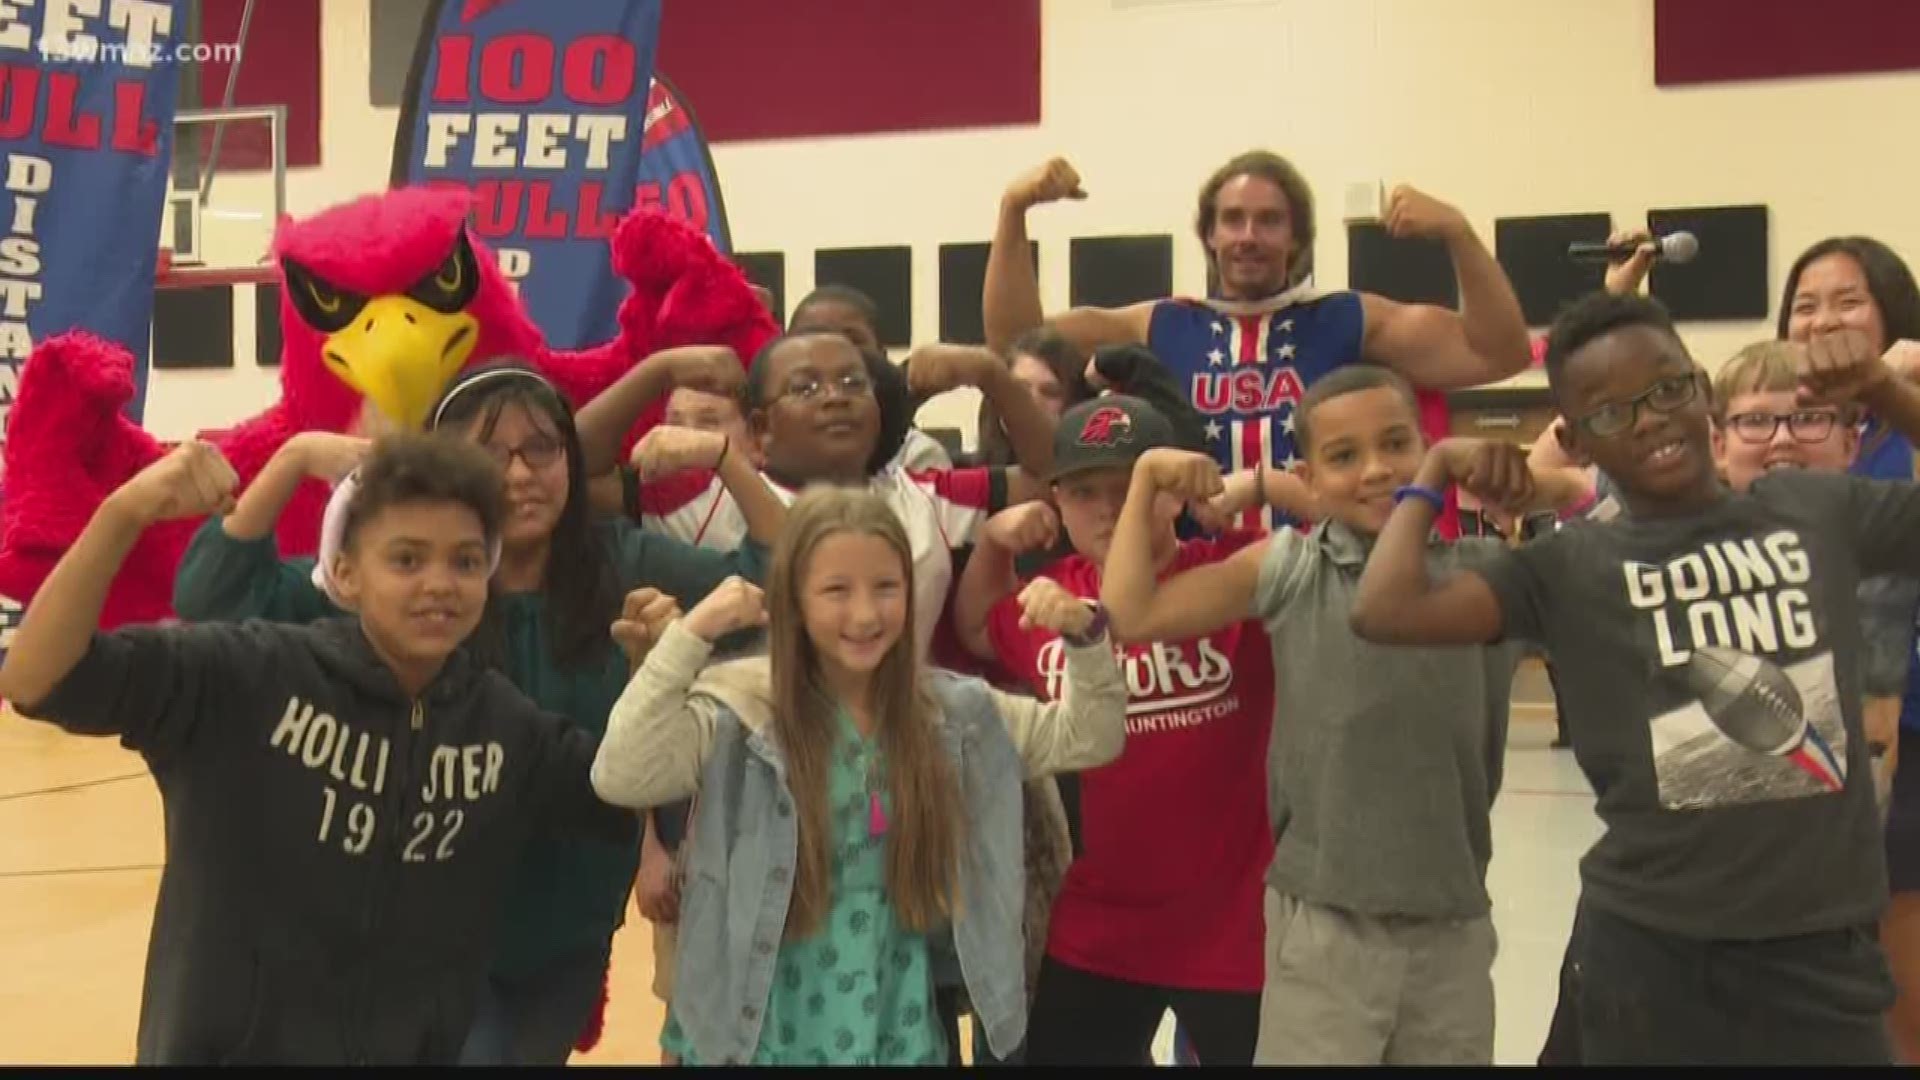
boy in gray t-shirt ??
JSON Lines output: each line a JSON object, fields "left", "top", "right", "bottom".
{"left": 1102, "top": 364, "right": 1543, "bottom": 1066}
{"left": 1352, "top": 292, "right": 1920, "bottom": 1065}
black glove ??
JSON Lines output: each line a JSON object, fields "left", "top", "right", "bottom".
{"left": 1091, "top": 344, "right": 1208, "bottom": 455}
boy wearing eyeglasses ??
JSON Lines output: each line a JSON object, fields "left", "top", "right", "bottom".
{"left": 587, "top": 333, "right": 1055, "bottom": 661}
{"left": 1712, "top": 340, "right": 1918, "bottom": 806}
{"left": 1351, "top": 292, "right": 1920, "bottom": 1064}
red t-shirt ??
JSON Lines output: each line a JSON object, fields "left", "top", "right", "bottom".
{"left": 987, "top": 536, "right": 1274, "bottom": 992}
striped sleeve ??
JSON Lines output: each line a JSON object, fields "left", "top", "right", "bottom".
{"left": 637, "top": 471, "right": 736, "bottom": 547}
{"left": 904, "top": 466, "right": 1002, "bottom": 550}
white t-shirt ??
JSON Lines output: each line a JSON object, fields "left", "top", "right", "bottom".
{"left": 893, "top": 428, "right": 954, "bottom": 472}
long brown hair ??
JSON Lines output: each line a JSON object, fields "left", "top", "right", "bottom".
{"left": 766, "top": 487, "right": 965, "bottom": 938}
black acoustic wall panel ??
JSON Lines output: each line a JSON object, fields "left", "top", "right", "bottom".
{"left": 734, "top": 251, "right": 787, "bottom": 326}
{"left": 1069, "top": 235, "right": 1171, "bottom": 310}
{"left": 1346, "top": 222, "right": 1458, "bottom": 308}
{"left": 1496, "top": 212, "right": 1612, "bottom": 326}
{"left": 813, "top": 246, "right": 912, "bottom": 347}
{"left": 939, "top": 240, "right": 1036, "bottom": 345}
{"left": 153, "top": 284, "right": 234, "bottom": 370}
{"left": 1647, "top": 204, "right": 1770, "bottom": 321}
{"left": 255, "top": 282, "right": 283, "bottom": 366}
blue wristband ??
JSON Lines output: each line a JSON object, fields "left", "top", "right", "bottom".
{"left": 1393, "top": 484, "right": 1447, "bottom": 513}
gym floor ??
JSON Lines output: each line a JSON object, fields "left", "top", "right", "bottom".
{"left": 0, "top": 695, "right": 1593, "bottom": 1066}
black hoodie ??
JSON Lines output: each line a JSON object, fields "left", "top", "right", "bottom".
{"left": 15, "top": 615, "right": 638, "bottom": 1065}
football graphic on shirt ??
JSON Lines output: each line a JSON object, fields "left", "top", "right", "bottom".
{"left": 1679, "top": 645, "right": 1843, "bottom": 791}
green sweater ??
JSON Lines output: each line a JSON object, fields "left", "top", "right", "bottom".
{"left": 172, "top": 515, "right": 768, "bottom": 979}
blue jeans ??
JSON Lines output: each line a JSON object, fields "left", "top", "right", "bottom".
{"left": 459, "top": 945, "right": 612, "bottom": 1065}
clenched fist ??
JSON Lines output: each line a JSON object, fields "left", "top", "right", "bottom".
{"left": 1383, "top": 185, "right": 1470, "bottom": 245}
{"left": 1431, "top": 438, "right": 1534, "bottom": 512}
{"left": 1005, "top": 157, "right": 1086, "bottom": 213}
{"left": 645, "top": 345, "right": 745, "bottom": 397}
{"left": 113, "top": 439, "right": 239, "bottom": 525}
{"left": 630, "top": 425, "right": 730, "bottom": 482}
{"left": 1799, "top": 329, "right": 1892, "bottom": 407}
{"left": 982, "top": 501, "right": 1061, "bottom": 555}
{"left": 904, "top": 344, "right": 999, "bottom": 399}
{"left": 611, "top": 587, "right": 682, "bottom": 670}
{"left": 683, "top": 576, "right": 769, "bottom": 643}
{"left": 1017, "top": 579, "right": 1098, "bottom": 637}
{"left": 1136, "top": 448, "right": 1226, "bottom": 504}
{"left": 1188, "top": 479, "right": 1256, "bottom": 534}
{"left": 288, "top": 431, "right": 372, "bottom": 483}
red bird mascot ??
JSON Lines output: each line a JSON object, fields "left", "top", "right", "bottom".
{"left": 0, "top": 185, "right": 777, "bottom": 630}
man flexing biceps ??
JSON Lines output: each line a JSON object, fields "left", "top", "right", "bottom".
{"left": 983, "top": 154, "right": 1532, "bottom": 531}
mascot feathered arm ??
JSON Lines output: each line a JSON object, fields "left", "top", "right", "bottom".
{"left": 0, "top": 198, "right": 774, "bottom": 641}
{"left": 0, "top": 329, "right": 322, "bottom": 629}
{"left": 532, "top": 208, "right": 777, "bottom": 457}
{"left": 0, "top": 331, "right": 188, "bottom": 627}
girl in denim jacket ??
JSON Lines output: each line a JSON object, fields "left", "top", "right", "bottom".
{"left": 591, "top": 487, "right": 1126, "bottom": 1065}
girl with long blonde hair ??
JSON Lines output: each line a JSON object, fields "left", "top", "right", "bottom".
{"left": 591, "top": 486, "right": 1125, "bottom": 1066}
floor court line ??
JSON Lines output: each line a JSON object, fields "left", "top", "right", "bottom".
{"left": 0, "top": 772, "right": 148, "bottom": 803}
{"left": 0, "top": 862, "right": 164, "bottom": 879}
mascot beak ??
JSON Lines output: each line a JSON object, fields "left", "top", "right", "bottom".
{"left": 323, "top": 296, "right": 478, "bottom": 430}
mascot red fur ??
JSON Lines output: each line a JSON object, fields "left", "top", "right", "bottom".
{"left": 0, "top": 185, "right": 776, "bottom": 1057}
{"left": 0, "top": 185, "right": 777, "bottom": 631}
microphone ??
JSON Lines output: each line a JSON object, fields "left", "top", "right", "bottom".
{"left": 1567, "top": 231, "right": 1699, "bottom": 266}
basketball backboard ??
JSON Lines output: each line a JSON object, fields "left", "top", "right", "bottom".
{"left": 158, "top": 105, "right": 284, "bottom": 289}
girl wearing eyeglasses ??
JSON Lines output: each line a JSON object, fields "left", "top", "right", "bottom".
{"left": 168, "top": 359, "right": 789, "bottom": 1066}
{"left": 1780, "top": 236, "right": 1920, "bottom": 1064}
{"left": 579, "top": 331, "right": 1059, "bottom": 665}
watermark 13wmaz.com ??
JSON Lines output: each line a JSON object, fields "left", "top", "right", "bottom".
{"left": 37, "top": 37, "right": 239, "bottom": 66}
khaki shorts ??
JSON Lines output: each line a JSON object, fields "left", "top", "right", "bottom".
{"left": 1255, "top": 889, "right": 1496, "bottom": 1066}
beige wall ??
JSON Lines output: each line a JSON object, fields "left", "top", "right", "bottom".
{"left": 141, "top": 0, "right": 1920, "bottom": 441}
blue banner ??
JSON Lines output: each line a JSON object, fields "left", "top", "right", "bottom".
{"left": 0, "top": 0, "right": 186, "bottom": 434}
{"left": 394, "top": 0, "right": 733, "bottom": 351}
{"left": 0, "top": 0, "right": 187, "bottom": 654}
{"left": 636, "top": 74, "right": 732, "bottom": 255}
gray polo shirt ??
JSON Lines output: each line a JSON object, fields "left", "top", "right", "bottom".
{"left": 1254, "top": 522, "right": 1525, "bottom": 920}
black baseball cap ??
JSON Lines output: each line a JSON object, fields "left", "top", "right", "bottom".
{"left": 1051, "top": 394, "right": 1177, "bottom": 482}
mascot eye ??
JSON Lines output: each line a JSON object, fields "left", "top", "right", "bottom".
{"left": 433, "top": 254, "right": 462, "bottom": 294}
{"left": 281, "top": 258, "right": 367, "bottom": 333}
{"left": 305, "top": 279, "right": 343, "bottom": 314}
{"left": 407, "top": 233, "right": 480, "bottom": 314}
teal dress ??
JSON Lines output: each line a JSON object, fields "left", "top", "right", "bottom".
{"left": 662, "top": 711, "right": 947, "bottom": 1066}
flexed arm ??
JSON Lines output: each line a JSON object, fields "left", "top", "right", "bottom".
{"left": 983, "top": 158, "right": 1153, "bottom": 355}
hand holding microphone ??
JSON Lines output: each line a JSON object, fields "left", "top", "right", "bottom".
{"left": 1568, "top": 227, "right": 1697, "bottom": 297}
{"left": 1567, "top": 229, "right": 1698, "bottom": 265}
